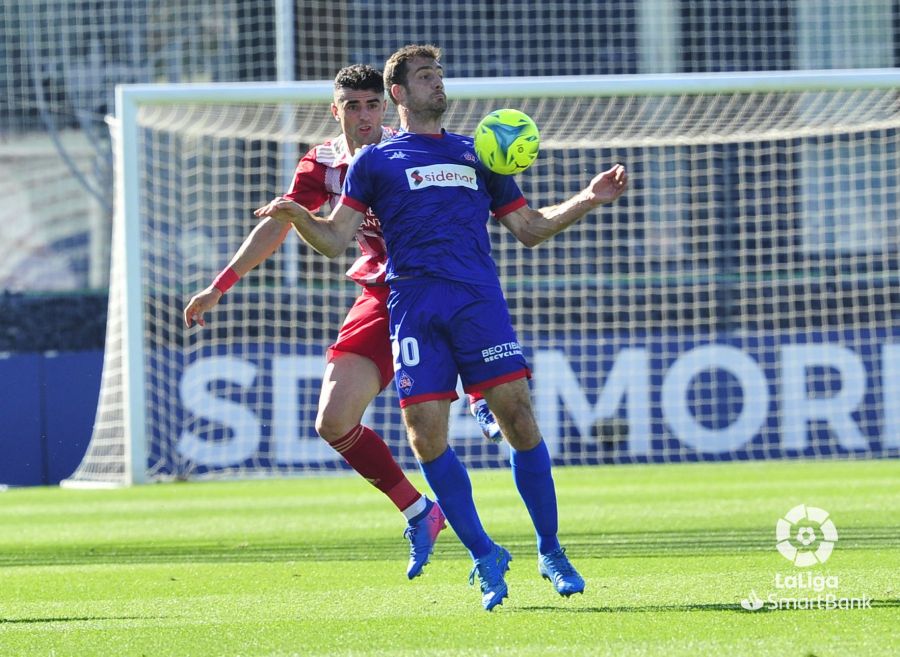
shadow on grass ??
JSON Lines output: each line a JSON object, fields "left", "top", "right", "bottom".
{"left": 1, "top": 526, "right": 897, "bottom": 567}
{"left": 0, "top": 615, "right": 152, "bottom": 624}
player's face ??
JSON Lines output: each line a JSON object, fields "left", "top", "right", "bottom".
{"left": 398, "top": 58, "right": 446, "bottom": 118}
{"left": 332, "top": 88, "right": 387, "bottom": 150}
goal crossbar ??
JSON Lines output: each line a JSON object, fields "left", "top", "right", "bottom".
{"left": 118, "top": 69, "right": 900, "bottom": 106}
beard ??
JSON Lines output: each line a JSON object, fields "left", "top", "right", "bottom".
{"left": 408, "top": 94, "right": 446, "bottom": 121}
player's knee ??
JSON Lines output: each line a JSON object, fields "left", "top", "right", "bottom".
{"left": 507, "top": 433, "right": 541, "bottom": 451}
{"left": 496, "top": 410, "right": 541, "bottom": 450}
{"left": 315, "top": 409, "right": 355, "bottom": 444}
{"left": 410, "top": 440, "right": 445, "bottom": 463}
{"left": 406, "top": 431, "right": 447, "bottom": 463}
{"left": 504, "top": 430, "right": 541, "bottom": 451}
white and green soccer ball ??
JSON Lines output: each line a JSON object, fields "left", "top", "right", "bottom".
{"left": 474, "top": 108, "right": 540, "bottom": 175}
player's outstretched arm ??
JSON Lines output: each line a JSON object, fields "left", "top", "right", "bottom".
{"left": 254, "top": 197, "right": 363, "bottom": 259}
{"left": 183, "top": 217, "right": 292, "bottom": 328}
{"left": 498, "top": 163, "right": 627, "bottom": 248}
{"left": 228, "top": 217, "right": 293, "bottom": 275}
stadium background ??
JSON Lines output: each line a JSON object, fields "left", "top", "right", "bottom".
{"left": 2, "top": 1, "right": 899, "bottom": 485}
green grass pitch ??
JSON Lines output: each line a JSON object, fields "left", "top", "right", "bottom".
{"left": 0, "top": 459, "right": 897, "bottom": 656}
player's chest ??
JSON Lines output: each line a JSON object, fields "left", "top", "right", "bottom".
{"left": 380, "top": 150, "right": 484, "bottom": 194}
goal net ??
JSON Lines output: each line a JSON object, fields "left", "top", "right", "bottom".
{"left": 65, "top": 70, "right": 900, "bottom": 485}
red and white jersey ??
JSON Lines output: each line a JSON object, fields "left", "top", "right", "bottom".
{"left": 283, "top": 126, "right": 394, "bottom": 286}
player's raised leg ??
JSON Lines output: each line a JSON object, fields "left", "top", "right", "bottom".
{"left": 482, "top": 378, "right": 586, "bottom": 596}
{"left": 403, "top": 399, "right": 510, "bottom": 610}
{"left": 317, "top": 352, "right": 444, "bottom": 579}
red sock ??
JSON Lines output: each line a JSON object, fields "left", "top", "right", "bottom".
{"left": 330, "top": 425, "right": 421, "bottom": 512}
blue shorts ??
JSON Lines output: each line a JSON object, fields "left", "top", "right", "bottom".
{"left": 387, "top": 278, "right": 531, "bottom": 407}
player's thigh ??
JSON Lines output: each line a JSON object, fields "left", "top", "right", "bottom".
{"left": 327, "top": 286, "right": 394, "bottom": 390}
{"left": 481, "top": 378, "right": 542, "bottom": 451}
{"left": 388, "top": 282, "right": 459, "bottom": 404}
{"left": 401, "top": 398, "right": 452, "bottom": 462}
{"left": 451, "top": 284, "right": 529, "bottom": 393}
{"left": 316, "top": 356, "right": 382, "bottom": 441}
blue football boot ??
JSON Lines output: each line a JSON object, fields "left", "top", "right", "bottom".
{"left": 468, "top": 543, "right": 512, "bottom": 611}
{"left": 538, "top": 547, "right": 585, "bottom": 596}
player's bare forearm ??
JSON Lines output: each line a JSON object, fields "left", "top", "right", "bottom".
{"left": 501, "top": 164, "right": 627, "bottom": 247}
{"left": 228, "top": 217, "right": 292, "bottom": 276}
{"left": 183, "top": 218, "right": 289, "bottom": 329}
{"left": 253, "top": 197, "right": 360, "bottom": 258}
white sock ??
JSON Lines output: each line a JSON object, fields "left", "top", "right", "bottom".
{"left": 402, "top": 495, "right": 428, "bottom": 522}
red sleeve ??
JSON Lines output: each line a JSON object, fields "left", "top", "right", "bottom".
{"left": 282, "top": 149, "right": 329, "bottom": 212}
{"left": 340, "top": 194, "right": 368, "bottom": 213}
{"left": 492, "top": 196, "right": 527, "bottom": 219}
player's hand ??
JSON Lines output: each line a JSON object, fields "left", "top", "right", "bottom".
{"left": 253, "top": 197, "right": 306, "bottom": 225}
{"left": 183, "top": 287, "right": 223, "bottom": 328}
{"left": 587, "top": 164, "right": 627, "bottom": 205}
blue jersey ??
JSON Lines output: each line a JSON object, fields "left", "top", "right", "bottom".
{"left": 340, "top": 130, "right": 526, "bottom": 286}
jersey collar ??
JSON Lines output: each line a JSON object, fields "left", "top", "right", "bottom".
{"left": 397, "top": 127, "right": 447, "bottom": 138}
{"left": 332, "top": 126, "right": 395, "bottom": 166}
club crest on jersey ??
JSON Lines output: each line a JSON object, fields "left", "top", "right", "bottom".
{"left": 398, "top": 371, "right": 415, "bottom": 394}
{"left": 406, "top": 164, "right": 478, "bottom": 191}
{"left": 463, "top": 151, "right": 478, "bottom": 163}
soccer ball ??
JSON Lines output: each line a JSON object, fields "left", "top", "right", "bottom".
{"left": 474, "top": 109, "right": 540, "bottom": 175}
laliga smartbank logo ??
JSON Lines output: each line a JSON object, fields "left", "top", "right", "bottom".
{"left": 775, "top": 504, "right": 837, "bottom": 567}
{"left": 740, "top": 505, "right": 871, "bottom": 612}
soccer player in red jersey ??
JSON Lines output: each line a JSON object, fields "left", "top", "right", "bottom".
{"left": 256, "top": 46, "right": 627, "bottom": 611}
{"left": 184, "top": 64, "right": 499, "bottom": 579}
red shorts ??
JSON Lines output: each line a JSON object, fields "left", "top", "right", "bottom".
{"left": 326, "top": 285, "right": 394, "bottom": 390}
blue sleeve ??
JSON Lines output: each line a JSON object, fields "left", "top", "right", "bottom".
{"left": 484, "top": 169, "right": 526, "bottom": 214}
{"left": 342, "top": 146, "right": 374, "bottom": 207}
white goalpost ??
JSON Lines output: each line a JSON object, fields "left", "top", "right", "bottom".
{"left": 65, "top": 69, "right": 900, "bottom": 486}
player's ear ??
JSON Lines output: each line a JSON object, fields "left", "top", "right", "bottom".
{"left": 390, "top": 83, "right": 404, "bottom": 104}
{"left": 330, "top": 103, "right": 339, "bottom": 121}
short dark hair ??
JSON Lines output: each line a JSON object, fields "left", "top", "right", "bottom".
{"left": 383, "top": 44, "right": 442, "bottom": 104}
{"left": 333, "top": 64, "right": 384, "bottom": 94}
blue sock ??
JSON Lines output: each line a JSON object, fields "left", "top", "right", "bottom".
{"left": 510, "top": 440, "right": 561, "bottom": 555}
{"left": 419, "top": 447, "right": 493, "bottom": 559}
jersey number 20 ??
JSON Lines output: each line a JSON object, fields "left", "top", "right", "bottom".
{"left": 393, "top": 336, "right": 420, "bottom": 369}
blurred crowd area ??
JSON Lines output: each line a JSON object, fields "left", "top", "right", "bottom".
{"left": 1, "top": 0, "right": 898, "bottom": 350}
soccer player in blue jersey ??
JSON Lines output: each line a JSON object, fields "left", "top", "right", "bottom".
{"left": 255, "top": 44, "right": 628, "bottom": 611}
